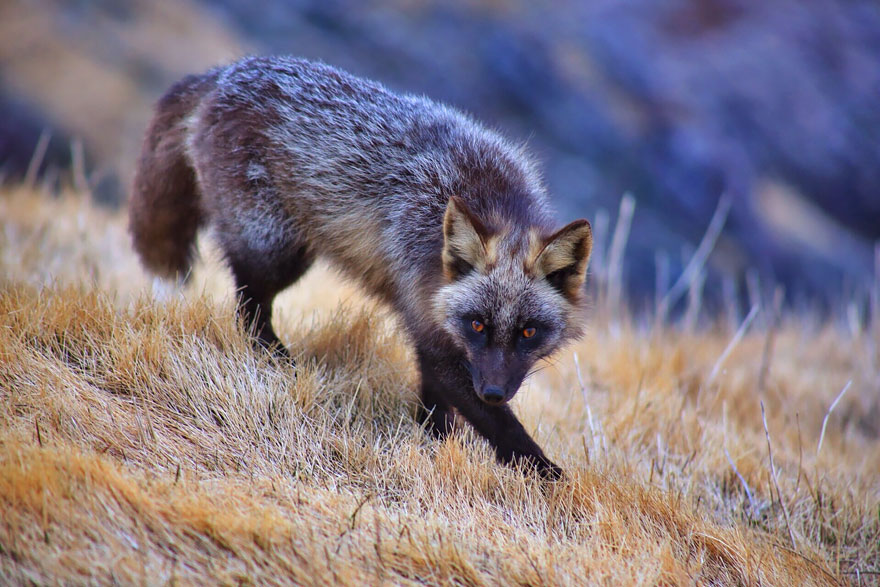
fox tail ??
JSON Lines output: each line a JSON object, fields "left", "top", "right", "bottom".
{"left": 128, "top": 71, "right": 218, "bottom": 281}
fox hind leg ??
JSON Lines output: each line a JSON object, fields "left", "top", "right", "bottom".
{"left": 218, "top": 208, "right": 314, "bottom": 357}
{"left": 228, "top": 242, "right": 313, "bottom": 357}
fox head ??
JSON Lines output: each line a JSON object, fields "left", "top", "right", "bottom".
{"left": 435, "top": 196, "right": 592, "bottom": 405}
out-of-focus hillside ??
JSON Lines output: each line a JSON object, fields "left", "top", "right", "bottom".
{"left": 0, "top": 0, "right": 244, "bottom": 203}
{"left": 1, "top": 0, "right": 879, "bottom": 309}
{"left": 1, "top": 185, "right": 879, "bottom": 584}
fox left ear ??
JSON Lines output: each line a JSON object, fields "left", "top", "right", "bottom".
{"left": 442, "top": 196, "right": 493, "bottom": 281}
{"left": 534, "top": 219, "right": 592, "bottom": 300}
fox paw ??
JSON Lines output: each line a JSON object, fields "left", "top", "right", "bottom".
{"left": 513, "top": 453, "right": 564, "bottom": 481}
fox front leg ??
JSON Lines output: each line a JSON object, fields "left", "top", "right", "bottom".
{"left": 416, "top": 349, "right": 457, "bottom": 438}
{"left": 419, "top": 349, "right": 562, "bottom": 480}
{"left": 457, "top": 398, "right": 563, "bottom": 480}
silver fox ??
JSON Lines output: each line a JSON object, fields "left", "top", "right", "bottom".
{"left": 129, "top": 56, "right": 592, "bottom": 478}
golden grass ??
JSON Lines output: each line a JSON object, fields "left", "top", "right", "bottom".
{"left": 1, "top": 185, "right": 877, "bottom": 585}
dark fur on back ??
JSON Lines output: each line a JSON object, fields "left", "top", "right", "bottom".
{"left": 129, "top": 56, "right": 591, "bottom": 479}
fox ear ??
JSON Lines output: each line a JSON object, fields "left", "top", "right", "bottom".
{"left": 442, "top": 196, "right": 491, "bottom": 281}
{"left": 534, "top": 219, "right": 592, "bottom": 300}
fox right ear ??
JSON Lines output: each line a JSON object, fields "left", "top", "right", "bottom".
{"left": 442, "top": 197, "right": 492, "bottom": 281}
{"left": 534, "top": 219, "right": 593, "bottom": 300}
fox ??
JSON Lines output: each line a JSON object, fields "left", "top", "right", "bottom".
{"left": 129, "top": 56, "right": 592, "bottom": 479}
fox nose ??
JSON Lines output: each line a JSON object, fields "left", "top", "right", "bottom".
{"left": 481, "top": 386, "right": 506, "bottom": 405}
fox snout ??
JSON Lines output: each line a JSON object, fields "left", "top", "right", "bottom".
{"left": 468, "top": 350, "right": 527, "bottom": 406}
{"left": 481, "top": 386, "right": 506, "bottom": 405}
{"left": 473, "top": 377, "right": 522, "bottom": 406}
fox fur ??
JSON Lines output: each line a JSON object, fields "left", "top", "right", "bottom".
{"left": 129, "top": 56, "right": 592, "bottom": 479}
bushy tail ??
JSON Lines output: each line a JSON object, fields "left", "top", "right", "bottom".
{"left": 128, "top": 71, "right": 218, "bottom": 280}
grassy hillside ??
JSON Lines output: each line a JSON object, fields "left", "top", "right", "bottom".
{"left": 1, "top": 185, "right": 877, "bottom": 584}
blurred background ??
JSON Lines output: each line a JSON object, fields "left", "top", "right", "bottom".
{"left": 1, "top": 0, "right": 878, "bottom": 316}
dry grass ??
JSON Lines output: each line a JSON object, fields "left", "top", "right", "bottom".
{"left": 1, "top": 185, "right": 877, "bottom": 585}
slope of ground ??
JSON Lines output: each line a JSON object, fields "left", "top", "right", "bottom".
{"left": 0, "top": 185, "right": 877, "bottom": 584}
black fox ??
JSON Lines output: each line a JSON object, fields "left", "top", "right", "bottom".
{"left": 129, "top": 56, "right": 592, "bottom": 479}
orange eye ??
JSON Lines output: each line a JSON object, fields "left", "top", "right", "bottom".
{"left": 522, "top": 327, "right": 537, "bottom": 338}
{"left": 471, "top": 320, "right": 485, "bottom": 333}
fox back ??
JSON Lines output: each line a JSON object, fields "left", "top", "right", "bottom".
{"left": 129, "top": 56, "right": 592, "bottom": 478}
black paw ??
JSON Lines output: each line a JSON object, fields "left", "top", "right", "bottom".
{"left": 270, "top": 343, "right": 292, "bottom": 362}
{"left": 515, "top": 454, "right": 564, "bottom": 481}
{"left": 539, "top": 459, "right": 564, "bottom": 481}
{"left": 253, "top": 336, "right": 291, "bottom": 359}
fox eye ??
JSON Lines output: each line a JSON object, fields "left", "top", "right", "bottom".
{"left": 522, "top": 327, "right": 537, "bottom": 338}
{"left": 471, "top": 320, "right": 485, "bottom": 333}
